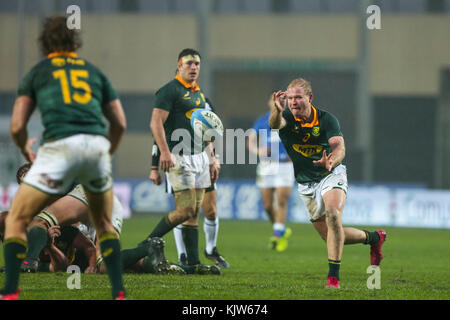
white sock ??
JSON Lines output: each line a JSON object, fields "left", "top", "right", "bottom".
{"left": 273, "top": 222, "right": 285, "bottom": 236}
{"left": 204, "top": 217, "right": 219, "bottom": 255}
{"left": 173, "top": 224, "right": 186, "bottom": 259}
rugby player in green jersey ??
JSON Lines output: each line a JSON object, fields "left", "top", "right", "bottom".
{"left": 142, "top": 49, "right": 221, "bottom": 270}
{"left": 270, "top": 78, "right": 386, "bottom": 289}
{"left": 0, "top": 16, "right": 127, "bottom": 300}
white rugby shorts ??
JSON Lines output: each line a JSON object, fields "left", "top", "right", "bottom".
{"left": 23, "top": 134, "right": 112, "bottom": 195}
{"left": 256, "top": 161, "right": 295, "bottom": 188}
{"left": 167, "top": 151, "right": 211, "bottom": 192}
{"left": 297, "top": 164, "right": 348, "bottom": 222}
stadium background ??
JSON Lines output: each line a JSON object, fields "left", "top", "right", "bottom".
{"left": 0, "top": 0, "right": 449, "bottom": 229}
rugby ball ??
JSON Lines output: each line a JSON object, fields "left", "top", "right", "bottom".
{"left": 190, "top": 109, "right": 224, "bottom": 142}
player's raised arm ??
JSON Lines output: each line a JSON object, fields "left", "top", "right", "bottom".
{"left": 269, "top": 91, "right": 287, "bottom": 130}
{"left": 102, "top": 98, "right": 127, "bottom": 155}
{"left": 150, "top": 108, "right": 174, "bottom": 172}
{"left": 10, "top": 95, "right": 36, "bottom": 162}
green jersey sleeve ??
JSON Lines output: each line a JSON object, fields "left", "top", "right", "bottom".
{"left": 324, "top": 112, "right": 343, "bottom": 139}
{"left": 100, "top": 73, "right": 119, "bottom": 104}
{"left": 17, "top": 67, "right": 37, "bottom": 101}
{"left": 154, "top": 83, "right": 177, "bottom": 112}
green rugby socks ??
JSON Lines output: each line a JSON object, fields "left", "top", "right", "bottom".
{"left": 148, "top": 214, "right": 174, "bottom": 238}
{"left": 99, "top": 233, "right": 125, "bottom": 299}
{"left": 121, "top": 244, "right": 150, "bottom": 270}
{"left": 1, "top": 238, "right": 27, "bottom": 294}
{"left": 26, "top": 226, "right": 48, "bottom": 260}
{"left": 328, "top": 259, "right": 341, "bottom": 280}
{"left": 363, "top": 230, "right": 381, "bottom": 246}
{"left": 182, "top": 225, "right": 200, "bottom": 265}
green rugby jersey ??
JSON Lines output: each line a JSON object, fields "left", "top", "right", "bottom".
{"left": 278, "top": 106, "right": 344, "bottom": 184}
{"left": 154, "top": 75, "right": 207, "bottom": 155}
{"left": 17, "top": 52, "right": 118, "bottom": 143}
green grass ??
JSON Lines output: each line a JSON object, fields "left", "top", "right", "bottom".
{"left": 1, "top": 214, "right": 450, "bottom": 300}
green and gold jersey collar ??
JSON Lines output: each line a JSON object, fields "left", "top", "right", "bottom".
{"left": 47, "top": 51, "right": 78, "bottom": 58}
{"left": 293, "top": 106, "right": 319, "bottom": 128}
{"left": 175, "top": 75, "right": 200, "bottom": 92}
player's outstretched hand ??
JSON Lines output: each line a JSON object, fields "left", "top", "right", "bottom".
{"left": 272, "top": 91, "right": 286, "bottom": 113}
{"left": 312, "top": 150, "right": 333, "bottom": 172}
{"left": 149, "top": 169, "right": 162, "bottom": 185}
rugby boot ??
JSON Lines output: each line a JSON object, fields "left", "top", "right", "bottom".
{"left": 194, "top": 264, "right": 221, "bottom": 275}
{"left": 205, "top": 247, "right": 230, "bottom": 269}
{"left": 178, "top": 253, "right": 188, "bottom": 266}
{"left": 325, "top": 277, "right": 341, "bottom": 289}
{"left": 146, "top": 237, "right": 171, "bottom": 274}
{"left": 20, "top": 258, "right": 38, "bottom": 273}
{"left": 370, "top": 230, "right": 387, "bottom": 266}
{"left": 275, "top": 228, "right": 292, "bottom": 252}
{"left": 114, "top": 291, "right": 126, "bottom": 300}
{"left": 0, "top": 289, "right": 20, "bottom": 300}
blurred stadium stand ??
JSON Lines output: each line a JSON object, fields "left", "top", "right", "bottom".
{"left": 0, "top": 0, "right": 449, "bottom": 190}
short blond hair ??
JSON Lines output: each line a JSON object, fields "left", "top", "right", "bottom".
{"left": 287, "top": 78, "right": 312, "bottom": 95}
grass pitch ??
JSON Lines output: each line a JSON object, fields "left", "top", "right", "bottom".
{"left": 1, "top": 214, "right": 449, "bottom": 301}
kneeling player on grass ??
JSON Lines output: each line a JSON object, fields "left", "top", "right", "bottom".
{"left": 270, "top": 78, "right": 386, "bottom": 289}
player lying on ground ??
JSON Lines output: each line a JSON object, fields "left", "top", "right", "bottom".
{"left": 270, "top": 78, "right": 386, "bottom": 289}
{"left": 5, "top": 163, "right": 218, "bottom": 275}
{"left": 1, "top": 212, "right": 218, "bottom": 275}
{"left": 12, "top": 162, "right": 171, "bottom": 275}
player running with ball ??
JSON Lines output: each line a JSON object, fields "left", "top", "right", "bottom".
{"left": 270, "top": 78, "right": 386, "bottom": 288}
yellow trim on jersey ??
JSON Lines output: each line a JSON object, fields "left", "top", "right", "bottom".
{"left": 294, "top": 106, "right": 319, "bottom": 128}
{"left": 175, "top": 75, "right": 200, "bottom": 92}
{"left": 47, "top": 51, "right": 78, "bottom": 58}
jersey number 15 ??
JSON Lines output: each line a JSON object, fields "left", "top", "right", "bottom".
{"left": 53, "top": 69, "right": 92, "bottom": 105}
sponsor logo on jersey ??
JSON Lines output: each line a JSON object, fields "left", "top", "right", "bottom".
{"left": 292, "top": 144, "right": 323, "bottom": 157}
{"left": 183, "top": 91, "right": 191, "bottom": 100}
{"left": 312, "top": 127, "right": 320, "bottom": 137}
{"left": 66, "top": 57, "right": 85, "bottom": 66}
{"left": 51, "top": 58, "right": 66, "bottom": 67}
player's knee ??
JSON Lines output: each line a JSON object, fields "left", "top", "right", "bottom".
{"left": 263, "top": 203, "right": 274, "bottom": 214}
{"left": 203, "top": 203, "right": 216, "bottom": 219}
{"left": 325, "top": 209, "right": 342, "bottom": 228}
{"left": 181, "top": 206, "right": 196, "bottom": 220}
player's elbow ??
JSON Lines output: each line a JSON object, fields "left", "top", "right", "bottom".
{"left": 10, "top": 120, "right": 25, "bottom": 137}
